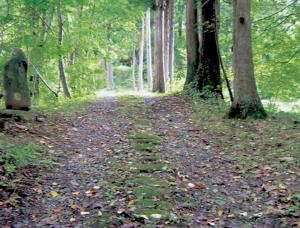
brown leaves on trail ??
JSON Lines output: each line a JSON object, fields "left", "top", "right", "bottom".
{"left": 195, "top": 182, "right": 206, "bottom": 190}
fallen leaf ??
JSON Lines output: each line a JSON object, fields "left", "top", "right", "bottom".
{"left": 53, "top": 208, "right": 62, "bottom": 219}
{"left": 218, "top": 210, "right": 223, "bottom": 216}
{"left": 117, "top": 208, "right": 125, "bottom": 214}
{"left": 72, "top": 191, "right": 80, "bottom": 196}
{"left": 128, "top": 199, "right": 139, "bottom": 206}
{"left": 187, "top": 183, "right": 195, "bottom": 188}
{"left": 240, "top": 212, "right": 248, "bottom": 217}
{"left": 0, "top": 200, "right": 10, "bottom": 206}
{"left": 151, "top": 214, "right": 162, "bottom": 219}
{"left": 195, "top": 182, "right": 206, "bottom": 190}
{"left": 228, "top": 213, "right": 235, "bottom": 218}
{"left": 70, "top": 204, "right": 82, "bottom": 210}
{"left": 80, "top": 211, "right": 90, "bottom": 215}
{"left": 50, "top": 191, "right": 59, "bottom": 197}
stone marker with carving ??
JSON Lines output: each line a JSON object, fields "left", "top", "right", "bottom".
{"left": 3, "top": 48, "right": 31, "bottom": 111}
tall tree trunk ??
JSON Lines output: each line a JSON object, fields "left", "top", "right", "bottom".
{"left": 168, "top": 0, "right": 176, "bottom": 86}
{"left": 0, "top": 30, "right": 4, "bottom": 55}
{"left": 6, "top": 0, "right": 13, "bottom": 16}
{"left": 138, "top": 17, "right": 145, "bottom": 92}
{"left": 153, "top": 1, "right": 166, "bottom": 93}
{"left": 107, "top": 62, "right": 115, "bottom": 90}
{"left": 146, "top": 8, "right": 153, "bottom": 91}
{"left": 57, "top": 0, "right": 71, "bottom": 99}
{"left": 178, "top": 4, "right": 183, "bottom": 41}
{"left": 184, "top": 0, "right": 199, "bottom": 89}
{"left": 164, "top": 1, "right": 170, "bottom": 89}
{"left": 132, "top": 33, "right": 137, "bottom": 90}
{"left": 227, "top": 0, "right": 266, "bottom": 119}
{"left": 197, "top": 0, "right": 223, "bottom": 98}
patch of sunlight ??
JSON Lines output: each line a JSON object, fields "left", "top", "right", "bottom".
{"left": 96, "top": 88, "right": 154, "bottom": 98}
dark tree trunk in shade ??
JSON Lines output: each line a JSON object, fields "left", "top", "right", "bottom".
{"left": 197, "top": 0, "right": 223, "bottom": 98}
{"left": 184, "top": 0, "right": 199, "bottom": 89}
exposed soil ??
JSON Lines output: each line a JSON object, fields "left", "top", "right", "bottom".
{"left": 0, "top": 95, "right": 299, "bottom": 227}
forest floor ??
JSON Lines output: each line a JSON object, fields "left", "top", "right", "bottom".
{"left": 0, "top": 93, "right": 299, "bottom": 227}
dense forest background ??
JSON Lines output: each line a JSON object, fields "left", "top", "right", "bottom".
{"left": 0, "top": 0, "right": 299, "bottom": 103}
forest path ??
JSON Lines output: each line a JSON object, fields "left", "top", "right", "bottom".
{"left": 1, "top": 94, "right": 299, "bottom": 227}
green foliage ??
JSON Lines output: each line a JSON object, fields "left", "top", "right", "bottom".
{"left": 0, "top": 134, "right": 52, "bottom": 177}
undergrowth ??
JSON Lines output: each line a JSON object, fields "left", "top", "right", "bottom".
{"left": 192, "top": 99, "right": 300, "bottom": 171}
{"left": 0, "top": 134, "right": 53, "bottom": 189}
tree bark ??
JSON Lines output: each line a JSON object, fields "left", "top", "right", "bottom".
{"left": 57, "top": 0, "right": 71, "bottom": 99}
{"left": 132, "top": 33, "right": 137, "bottom": 90}
{"left": 107, "top": 62, "right": 115, "bottom": 90}
{"left": 164, "top": 1, "right": 170, "bottom": 89}
{"left": 197, "top": 0, "right": 223, "bottom": 98}
{"left": 146, "top": 8, "right": 153, "bottom": 91}
{"left": 168, "top": 0, "right": 175, "bottom": 86}
{"left": 153, "top": 1, "right": 166, "bottom": 93}
{"left": 227, "top": 0, "right": 266, "bottom": 119}
{"left": 184, "top": 0, "right": 199, "bottom": 89}
{"left": 138, "top": 17, "right": 145, "bottom": 92}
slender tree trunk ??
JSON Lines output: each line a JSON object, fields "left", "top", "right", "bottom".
{"left": 153, "top": 2, "right": 166, "bottom": 93}
{"left": 164, "top": 1, "right": 170, "bottom": 89}
{"left": 197, "top": 0, "right": 223, "bottom": 98}
{"left": 168, "top": 0, "right": 176, "bottom": 86}
{"left": 184, "top": 0, "right": 199, "bottom": 89}
{"left": 107, "top": 62, "right": 115, "bottom": 90}
{"left": 178, "top": 6, "right": 183, "bottom": 41}
{"left": 70, "top": 48, "right": 78, "bottom": 65}
{"left": 57, "top": 0, "right": 71, "bottom": 99}
{"left": 146, "top": 8, "right": 153, "bottom": 91}
{"left": 227, "top": 0, "right": 266, "bottom": 119}
{"left": 6, "top": 0, "right": 13, "bottom": 16}
{"left": 138, "top": 17, "right": 145, "bottom": 92}
{"left": 132, "top": 33, "right": 137, "bottom": 90}
{"left": 0, "top": 30, "right": 4, "bottom": 55}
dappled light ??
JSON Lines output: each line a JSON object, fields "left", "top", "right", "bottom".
{"left": 0, "top": 0, "right": 299, "bottom": 227}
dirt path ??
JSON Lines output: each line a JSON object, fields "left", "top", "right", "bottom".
{"left": 1, "top": 95, "right": 299, "bottom": 227}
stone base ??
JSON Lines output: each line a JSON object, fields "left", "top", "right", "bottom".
{"left": 0, "top": 109, "right": 36, "bottom": 121}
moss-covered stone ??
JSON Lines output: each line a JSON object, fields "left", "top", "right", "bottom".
{"left": 133, "top": 186, "right": 170, "bottom": 198}
{"left": 128, "top": 174, "right": 168, "bottom": 187}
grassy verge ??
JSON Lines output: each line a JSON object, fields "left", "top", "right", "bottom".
{"left": 0, "top": 134, "right": 53, "bottom": 195}
{"left": 35, "top": 94, "right": 98, "bottom": 121}
{"left": 192, "top": 99, "right": 300, "bottom": 171}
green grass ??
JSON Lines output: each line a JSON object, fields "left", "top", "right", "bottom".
{"left": 192, "top": 99, "right": 300, "bottom": 171}
{"left": 34, "top": 94, "right": 98, "bottom": 120}
{"left": 0, "top": 134, "right": 53, "bottom": 188}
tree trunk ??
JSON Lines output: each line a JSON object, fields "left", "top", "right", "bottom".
{"left": 132, "top": 33, "right": 137, "bottom": 90}
{"left": 164, "top": 1, "right": 170, "bottom": 89}
{"left": 227, "top": 0, "right": 266, "bottom": 119}
{"left": 138, "top": 17, "right": 145, "bottom": 92}
{"left": 168, "top": 0, "right": 175, "bottom": 86}
{"left": 107, "top": 62, "right": 115, "bottom": 90}
{"left": 153, "top": 2, "right": 166, "bottom": 93}
{"left": 146, "top": 8, "right": 153, "bottom": 91}
{"left": 196, "top": 0, "right": 222, "bottom": 98}
{"left": 57, "top": 0, "right": 71, "bottom": 99}
{"left": 184, "top": 0, "right": 199, "bottom": 89}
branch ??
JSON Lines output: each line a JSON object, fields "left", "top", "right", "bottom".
{"left": 254, "top": 0, "right": 298, "bottom": 23}
{"left": 29, "top": 61, "right": 58, "bottom": 97}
